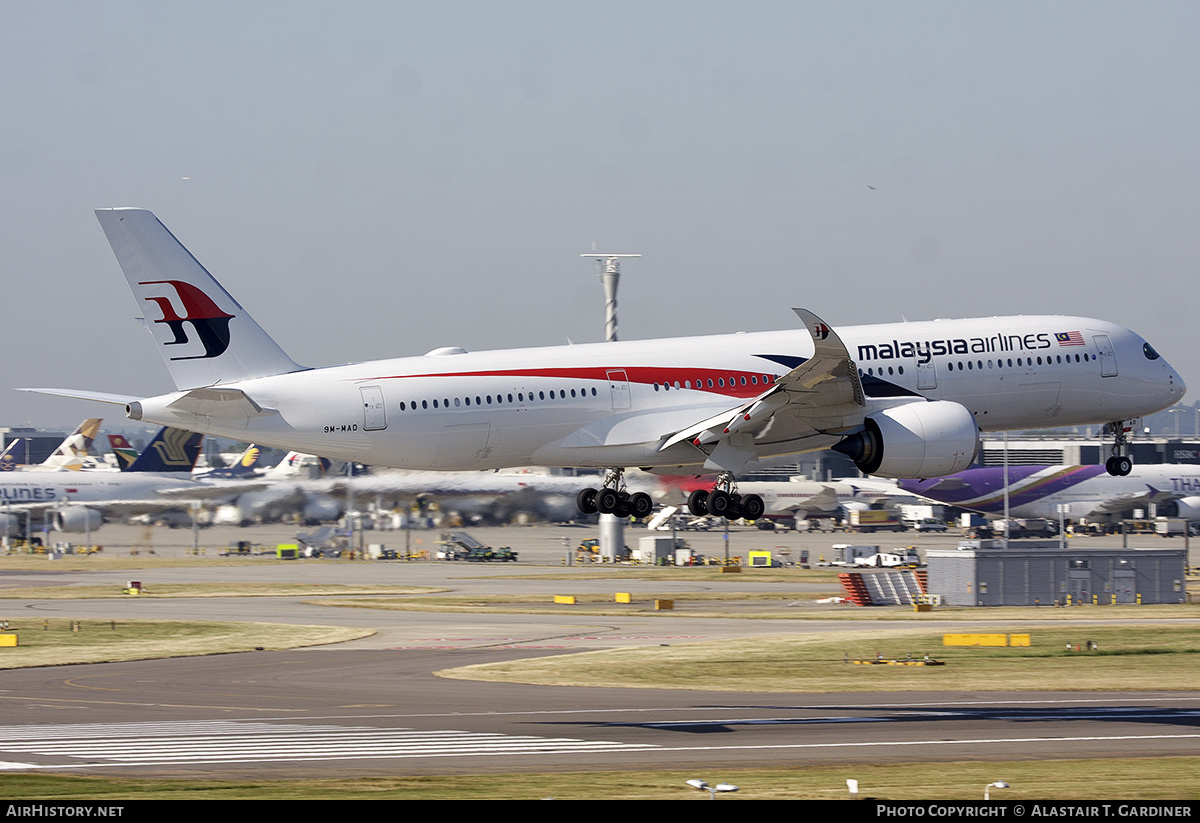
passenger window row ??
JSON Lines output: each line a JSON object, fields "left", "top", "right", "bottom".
{"left": 862, "top": 352, "right": 1096, "bottom": 377}
{"left": 399, "top": 386, "right": 600, "bottom": 411}
{"left": 652, "top": 374, "right": 775, "bottom": 391}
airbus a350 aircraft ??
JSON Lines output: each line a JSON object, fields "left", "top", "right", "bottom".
{"left": 22, "top": 209, "right": 1187, "bottom": 521}
{"left": 900, "top": 463, "right": 1200, "bottom": 524}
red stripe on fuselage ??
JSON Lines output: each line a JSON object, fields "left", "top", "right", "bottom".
{"left": 358, "top": 366, "right": 780, "bottom": 399}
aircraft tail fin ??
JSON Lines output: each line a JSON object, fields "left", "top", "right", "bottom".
{"left": 229, "top": 444, "right": 263, "bottom": 476}
{"left": 202, "top": 444, "right": 263, "bottom": 478}
{"left": 125, "top": 427, "right": 204, "bottom": 473}
{"left": 107, "top": 434, "right": 139, "bottom": 471}
{"left": 0, "top": 438, "right": 25, "bottom": 471}
{"left": 94, "top": 208, "right": 307, "bottom": 390}
{"left": 39, "top": 418, "right": 103, "bottom": 471}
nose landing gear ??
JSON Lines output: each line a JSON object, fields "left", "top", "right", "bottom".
{"left": 1104, "top": 421, "right": 1134, "bottom": 476}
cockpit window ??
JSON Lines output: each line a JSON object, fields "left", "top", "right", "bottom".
{"left": 1143, "top": 342, "right": 1161, "bottom": 361}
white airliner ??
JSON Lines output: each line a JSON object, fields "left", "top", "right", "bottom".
{"left": 22, "top": 209, "right": 1186, "bottom": 522}
{"left": 0, "top": 427, "right": 208, "bottom": 534}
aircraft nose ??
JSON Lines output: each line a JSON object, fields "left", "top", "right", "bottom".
{"left": 1162, "top": 359, "right": 1186, "bottom": 404}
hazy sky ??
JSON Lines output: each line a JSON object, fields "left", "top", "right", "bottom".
{"left": 2, "top": 1, "right": 1197, "bottom": 428}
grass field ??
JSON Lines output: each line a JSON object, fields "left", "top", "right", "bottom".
{"left": 0, "top": 618, "right": 372, "bottom": 668}
{"left": 0, "top": 757, "right": 1196, "bottom": 799}
{"left": 438, "top": 625, "right": 1200, "bottom": 692}
{"left": 0, "top": 582, "right": 443, "bottom": 599}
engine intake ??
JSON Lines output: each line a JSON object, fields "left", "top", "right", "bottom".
{"left": 834, "top": 401, "right": 979, "bottom": 478}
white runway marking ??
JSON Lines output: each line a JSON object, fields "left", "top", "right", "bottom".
{"left": 0, "top": 720, "right": 656, "bottom": 768}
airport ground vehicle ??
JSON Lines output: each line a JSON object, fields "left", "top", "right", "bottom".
{"left": 847, "top": 509, "right": 905, "bottom": 533}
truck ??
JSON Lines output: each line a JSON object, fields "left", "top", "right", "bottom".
{"left": 900, "top": 504, "right": 946, "bottom": 528}
{"left": 959, "top": 513, "right": 994, "bottom": 539}
{"left": 847, "top": 509, "right": 905, "bottom": 533}
{"left": 853, "top": 547, "right": 923, "bottom": 568}
{"left": 993, "top": 518, "right": 1057, "bottom": 538}
{"left": 830, "top": 544, "right": 880, "bottom": 565}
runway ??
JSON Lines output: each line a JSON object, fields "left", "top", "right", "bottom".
{"left": 1, "top": 650, "right": 1198, "bottom": 777}
{"left": 0, "top": 523, "right": 1197, "bottom": 777}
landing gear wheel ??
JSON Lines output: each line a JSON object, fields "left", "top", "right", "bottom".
{"left": 596, "top": 487, "right": 620, "bottom": 514}
{"left": 1107, "top": 456, "right": 1132, "bottom": 477}
{"left": 576, "top": 487, "right": 598, "bottom": 515}
{"left": 687, "top": 489, "right": 710, "bottom": 517}
{"left": 629, "top": 492, "right": 654, "bottom": 519}
{"left": 706, "top": 489, "right": 732, "bottom": 518}
{"left": 741, "top": 494, "right": 765, "bottom": 520}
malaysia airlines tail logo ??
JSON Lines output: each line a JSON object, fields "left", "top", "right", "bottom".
{"left": 811, "top": 322, "right": 831, "bottom": 340}
{"left": 138, "top": 280, "right": 235, "bottom": 360}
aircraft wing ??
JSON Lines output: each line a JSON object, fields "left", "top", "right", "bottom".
{"left": 901, "top": 476, "right": 970, "bottom": 493}
{"left": 767, "top": 485, "right": 840, "bottom": 516}
{"left": 153, "top": 480, "right": 271, "bottom": 501}
{"left": 659, "top": 309, "right": 864, "bottom": 473}
{"left": 1090, "top": 486, "right": 1180, "bottom": 515}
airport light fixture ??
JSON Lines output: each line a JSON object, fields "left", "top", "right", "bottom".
{"left": 984, "top": 780, "right": 1009, "bottom": 800}
{"left": 685, "top": 778, "right": 739, "bottom": 799}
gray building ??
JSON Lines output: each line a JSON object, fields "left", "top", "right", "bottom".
{"left": 927, "top": 541, "right": 1187, "bottom": 606}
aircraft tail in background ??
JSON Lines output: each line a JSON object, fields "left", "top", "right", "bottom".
{"left": 199, "top": 444, "right": 265, "bottom": 478}
{"left": 107, "top": 434, "right": 139, "bottom": 471}
{"left": 124, "top": 427, "right": 204, "bottom": 473}
{"left": 39, "top": 419, "right": 103, "bottom": 471}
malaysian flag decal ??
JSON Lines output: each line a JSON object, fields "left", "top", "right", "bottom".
{"left": 1056, "top": 331, "right": 1085, "bottom": 347}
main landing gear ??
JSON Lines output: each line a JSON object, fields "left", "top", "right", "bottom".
{"left": 1104, "top": 420, "right": 1133, "bottom": 477}
{"left": 686, "top": 474, "right": 765, "bottom": 521}
{"left": 576, "top": 469, "right": 655, "bottom": 519}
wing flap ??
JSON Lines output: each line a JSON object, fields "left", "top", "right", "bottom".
{"left": 658, "top": 309, "right": 865, "bottom": 471}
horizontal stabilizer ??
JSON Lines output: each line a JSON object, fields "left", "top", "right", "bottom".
{"left": 17, "top": 388, "right": 142, "bottom": 407}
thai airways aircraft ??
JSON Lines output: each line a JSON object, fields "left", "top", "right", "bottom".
{"left": 900, "top": 463, "right": 1200, "bottom": 524}
{"left": 21, "top": 209, "right": 1187, "bottom": 522}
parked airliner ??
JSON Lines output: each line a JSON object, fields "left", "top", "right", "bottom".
{"left": 0, "top": 426, "right": 206, "bottom": 534}
{"left": 21, "top": 209, "right": 1186, "bottom": 521}
{"left": 900, "top": 463, "right": 1200, "bottom": 523}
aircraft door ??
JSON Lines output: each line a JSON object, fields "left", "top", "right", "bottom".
{"left": 917, "top": 360, "right": 938, "bottom": 391}
{"left": 606, "top": 370, "right": 631, "bottom": 411}
{"left": 360, "top": 386, "right": 387, "bottom": 431}
{"left": 1093, "top": 334, "right": 1118, "bottom": 377}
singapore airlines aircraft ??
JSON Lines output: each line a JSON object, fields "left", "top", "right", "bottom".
{"left": 0, "top": 426, "right": 205, "bottom": 534}
{"left": 21, "top": 209, "right": 1187, "bottom": 522}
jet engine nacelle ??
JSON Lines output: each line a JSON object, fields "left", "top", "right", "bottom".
{"left": 302, "top": 496, "right": 341, "bottom": 524}
{"left": 53, "top": 506, "right": 104, "bottom": 533}
{"left": 1160, "top": 497, "right": 1200, "bottom": 522}
{"left": 834, "top": 401, "right": 979, "bottom": 479}
{"left": 0, "top": 512, "right": 22, "bottom": 537}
